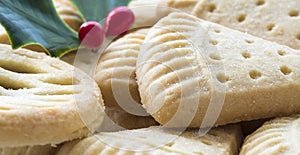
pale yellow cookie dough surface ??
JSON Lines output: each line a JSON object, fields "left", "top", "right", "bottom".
{"left": 0, "top": 44, "right": 104, "bottom": 147}
{"left": 130, "top": 0, "right": 300, "bottom": 49}
{"left": 57, "top": 125, "right": 243, "bottom": 155}
{"left": 95, "top": 29, "right": 158, "bottom": 130}
{"left": 240, "top": 115, "right": 300, "bottom": 155}
{"left": 136, "top": 12, "right": 300, "bottom": 128}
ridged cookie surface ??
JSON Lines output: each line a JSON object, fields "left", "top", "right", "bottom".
{"left": 136, "top": 12, "right": 300, "bottom": 127}
{"left": 53, "top": 0, "right": 83, "bottom": 31}
{"left": 56, "top": 125, "right": 242, "bottom": 155}
{"left": 0, "top": 44, "right": 104, "bottom": 147}
{"left": 95, "top": 29, "right": 157, "bottom": 130}
{"left": 240, "top": 115, "right": 300, "bottom": 155}
{"left": 130, "top": 0, "right": 300, "bottom": 49}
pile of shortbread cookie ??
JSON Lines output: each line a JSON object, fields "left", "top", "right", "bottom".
{"left": 0, "top": 0, "right": 300, "bottom": 154}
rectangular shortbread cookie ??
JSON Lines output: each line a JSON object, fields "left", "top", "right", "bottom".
{"left": 56, "top": 125, "right": 243, "bottom": 155}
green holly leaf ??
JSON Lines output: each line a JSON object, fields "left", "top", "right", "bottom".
{"left": 0, "top": 0, "right": 79, "bottom": 57}
{"left": 0, "top": 0, "right": 132, "bottom": 57}
{"left": 70, "top": 0, "right": 131, "bottom": 22}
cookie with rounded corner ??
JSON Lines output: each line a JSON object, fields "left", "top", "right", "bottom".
{"left": 0, "top": 44, "right": 104, "bottom": 147}
{"left": 240, "top": 114, "right": 300, "bottom": 155}
{"left": 56, "top": 125, "right": 243, "bottom": 155}
{"left": 95, "top": 28, "right": 158, "bottom": 130}
{"left": 136, "top": 12, "right": 300, "bottom": 128}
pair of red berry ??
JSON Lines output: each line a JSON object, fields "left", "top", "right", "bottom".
{"left": 78, "top": 6, "right": 135, "bottom": 49}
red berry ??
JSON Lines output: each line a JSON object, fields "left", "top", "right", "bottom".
{"left": 105, "top": 6, "right": 135, "bottom": 36}
{"left": 79, "top": 21, "right": 105, "bottom": 49}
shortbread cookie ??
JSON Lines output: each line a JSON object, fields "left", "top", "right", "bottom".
{"left": 129, "top": 0, "right": 198, "bottom": 27}
{"left": 240, "top": 115, "right": 300, "bottom": 155}
{"left": 129, "top": 0, "right": 300, "bottom": 49}
{"left": 136, "top": 12, "right": 300, "bottom": 128}
{"left": 128, "top": 0, "right": 163, "bottom": 27}
{"left": 0, "top": 44, "right": 104, "bottom": 147}
{"left": 0, "top": 145, "right": 59, "bottom": 155}
{"left": 56, "top": 125, "right": 243, "bottom": 155}
{"left": 192, "top": 0, "right": 300, "bottom": 49}
{"left": 0, "top": 0, "right": 82, "bottom": 52}
{"left": 94, "top": 29, "right": 157, "bottom": 130}
{"left": 128, "top": 0, "right": 201, "bottom": 27}
{"left": 53, "top": 0, "right": 83, "bottom": 31}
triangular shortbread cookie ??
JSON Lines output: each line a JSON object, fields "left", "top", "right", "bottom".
{"left": 136, "top": 12, "right": 300, "bottom": 128}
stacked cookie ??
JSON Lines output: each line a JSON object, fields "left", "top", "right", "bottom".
{"left": 0, "top": 0, "right": 102, "bottom": 153}
{"left": 129, "top": 0, "right": 300, "bottom": 154}
{"left": 129, "top": 0, "right": 300, "bottom": 49}
{"left": 56, "top": 125, "right": 243, "bottom": 155}
{"left": 94, "top": 29, "right": 158, "bottom": 131}
{"left": 1, "top": 0, "right": 300, "bottom": 154}
{"left": 136, "top": 12, "right": 300, "bottom": 127}
{"left": 0, "top": 44, "right": 104, "bottom": 149}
